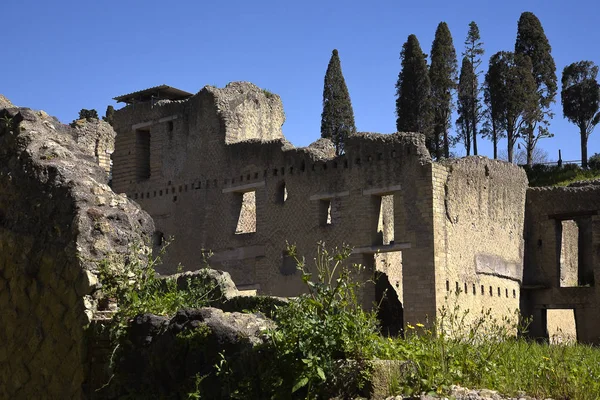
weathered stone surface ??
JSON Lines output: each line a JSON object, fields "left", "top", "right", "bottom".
{"left": 0, "top": 94, "right": 13, "bottom": 108}
{"left": 71, "top": 118, "right": 116, "bottom": 180}
{"left": 207, "top": 81, "right": 285, "bottom": 144}
{"left": 100, "top": 307, "right": 274, "bottom": 399}
{"left": 0, "top": 104, "right": 153, "bottom": 399}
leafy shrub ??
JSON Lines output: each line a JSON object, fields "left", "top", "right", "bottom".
{"left": 588, "top": 153, "right": 600, "bottom": 170}
{"left": 263, "top": 241, "right": 380, "bottom": 398}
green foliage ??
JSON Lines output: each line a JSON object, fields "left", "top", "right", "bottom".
{"left": 265, "top": 242, "right": 380, "bottom": 398}
{"left": 103, "top": 105, "right": 115, "bottom": 126}
{"left": 321, "top": 49, "right": 356, "bottom": 156}
{"left": 78, "top": 108, "right": 99, "bottom": 120}
{"left": 515, "top": 12, "right": 557, "bottom": 166}
{"left": 396, "top": 34, "right": 432, "bottom": 138}
{"left": 429, "top": 22, "right": 457, "bottom": 159}
{"left": 588, "top": 153, "right": 600, "bottom": 170}
{"left": 561, "top": 61, "right": 600, "bottom": 168}
{"left": 457, "top": 57, "right": 477, "bottom": 156}
{"left": 97, "top": 241, "right": 218, "bottom": 342}
{"left": 485, "top": 51, "right": 538, "bottom": 163}
{"left": 462, "top": 21, "right": 485, "bottom": 156}
{"left": 524, "top": 163, "right": 600, "bottom": 187}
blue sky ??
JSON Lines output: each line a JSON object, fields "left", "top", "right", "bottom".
{"left": 3, "top": 0, "right": 599, "bottom": 161}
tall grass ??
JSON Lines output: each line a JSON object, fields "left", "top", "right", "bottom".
{"left": 373, "top": 295, "right": 600, "bottom": 399}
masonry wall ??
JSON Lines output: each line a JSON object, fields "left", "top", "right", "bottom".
{"left": 111, "top": 82, "right": 530, "bottom": 327}
{"left": 524, "top": 184, "right": 600, "bottom": 343}
{"left": 111, "top": 82, "right": 441, "bottom": 325}
{"left": 431, "top": 158, "right": 527, "bottom": 328}
{"left": 0, "top": 107, "right": 153, "bottom": 398}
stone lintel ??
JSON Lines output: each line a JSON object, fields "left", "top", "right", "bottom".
{"left": 362, "top": 185, "right": 402, "bottom": 196}
{"left": 132, "top": 114, "right": 179, "bottom": 131}
{"left": 211, "top": 245, "right": 266, "bottom": 262}
{"left": 222, "top": 181, "right": 265, "bottom": 193}
{"left": 309, "top": 191, "right": 350, "bottom": 201}
{"left": 352, "top": 242, "right": 411, "bottom": 254}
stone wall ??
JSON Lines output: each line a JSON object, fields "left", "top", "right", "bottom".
{"left": 71, "top": 118, "right": 116, "bottom": 180}
{"left": 431, "top": 157, "right": 528, "bottom": 327}
{"left": 523, "top": 183, "right": 600, "bottom": 343}
{"left": 0, "top": 105, "right": 153, "bottom": 398}
{"left": 111, "top": 81, "right": 528, "bottom": 328}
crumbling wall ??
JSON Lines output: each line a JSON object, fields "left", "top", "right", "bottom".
{"left": 0, "top": 106, "right": 153, "bottom": 399}
{"left": 524, "top": 184, "right": 600, "bottom": 343}
{"left": 432, "top": 157, "right": 528, "bottom": 325}
{"left": 71, "top": 118, "right": 116, "bottom": 180}
{"left": 112, "top": 85, "right": 438, "bottom": 326}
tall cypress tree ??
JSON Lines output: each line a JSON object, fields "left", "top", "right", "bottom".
{"left": 457, "top": 57, "right": 475, "bottom": 156}
{"left": 462, "top": 21, "right": 484, "bottom": 155}
{"left": 321, "top": 49, "right": 356, "bottom": 156}
{"left": 515, "top": 12, "right": 557, "bottom": 165}
{"left": 429, "top": 22, "right": 458, "bottom": 159}
{"left": 396, "top": 34, "right": 432, "bottom": 140}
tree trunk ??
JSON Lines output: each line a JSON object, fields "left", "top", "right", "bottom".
{"left": 492, "top": 128, "right": 497, "bottom": 160}
{"left": 444, "top": 129, "right": 449, "bottom": 158}
{"left": 507, "top": 129, "right": 514, "bottom": 163}
{"left": 581, "top": 125, "right": 588, "bottom": 168}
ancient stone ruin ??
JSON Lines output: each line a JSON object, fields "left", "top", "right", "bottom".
{"left": 0, "top": 105, "right": 153, "bottom": 398}
{"left": 2, "top": 79, "right": 600, "bottom": 397}
{"left": 111, "top": 82, "right": 528, "bottom": 331}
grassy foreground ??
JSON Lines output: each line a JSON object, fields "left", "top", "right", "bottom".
{"left": 98, "top": 242, "right": 600, "bottom": 399}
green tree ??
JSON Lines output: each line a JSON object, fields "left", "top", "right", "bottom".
{"left": 78, "top": 108, "right": 98, "bottom": 120}
{"left": 561, "top": 61, "right": 600, "bottom": 168}
{"left": 321, "top": 49, "right": 356, "bottom": 156}
{"left": 429, "top": 22, "right": 458, "bottom": 159}
{"left": 462, "top": 21, "right": 484, "bottom": 155}
{"left": 396, "top": 34, "right": 432, "bottom": 141}
{"left": 486, "top": 52, "right": 538, "bottom": 163}
{"left": 483, "top": 60, "right": 507, "bottom": 160}
{"left": 457, "top": 57, "right": 475, "bottom": 156}
{"left": 103, "top": 105, "right": 115, "bottom": 126}
{"left": 515, "top": 11, "right": 557, "bottom": 165}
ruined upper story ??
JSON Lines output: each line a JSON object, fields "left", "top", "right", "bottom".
{"left": 111, "top": 82, "right": 433, "bottom": 200}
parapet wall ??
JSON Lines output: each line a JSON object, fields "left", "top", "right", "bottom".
{"left": 0, "top": 106, "right": 153, "bottom": 398}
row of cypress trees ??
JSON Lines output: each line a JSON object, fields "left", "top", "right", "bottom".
{"left": 320, "top": 12, "right": 600, "bottom": 167}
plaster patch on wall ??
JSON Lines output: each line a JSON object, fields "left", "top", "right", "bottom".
{"left": 475, "top": 253, "right": 521, "bottom": 281}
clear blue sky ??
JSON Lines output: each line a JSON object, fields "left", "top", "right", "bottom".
{"left": 3, "top": 0, "right": 599, "bottom": 162}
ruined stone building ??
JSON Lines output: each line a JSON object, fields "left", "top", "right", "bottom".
{"left": 110, "top": 82, "right": 528, "bottom": 332}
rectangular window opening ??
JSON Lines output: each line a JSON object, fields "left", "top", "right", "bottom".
{"left": 560, "top": 218, "right": 595, "bottom": 287}
{"left": 235, "top": 191, "right": 256, "bottom": 234}
{"left": 319, "top": 199, "right": 332, "bottom": 226}
{"left": 376, "top": 194, "right": 395, "bottom": 245}
{"left": 135, "top": 129, "right": 151, "bottom": 181}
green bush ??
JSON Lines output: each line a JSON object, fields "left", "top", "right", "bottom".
{"left": 588, "top": 153, "right": 600, "bottom": 170}
{"left": 263, "top": 242, "right": 380, "bottom": 398}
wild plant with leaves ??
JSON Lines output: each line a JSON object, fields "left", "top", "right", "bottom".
{"left": 266, "top": 241, "right": 380, "bottom": 398}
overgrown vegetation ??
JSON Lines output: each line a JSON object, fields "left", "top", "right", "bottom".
{"left": 524, "top": 162, "right": 600, "bottom": 187}
{"left": 96, "top": 242, "right": 600, "bottom": 400}
{"left": 373, "top": 298, "right": 600, "bottom": 399}
{"left": 262, "top": 242, "right": 379, "bottom": 398}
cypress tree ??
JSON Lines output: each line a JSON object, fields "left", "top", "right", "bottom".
{"left": 515, "top": 12, "right": 557, "bottom": 165}
{"left": 561, "top": 61, "right": 600, "bottom": 168}
{"left": 462, "top": 21, "right": 484, "bottom": 155}
{"left": 321, "top": 49, "right": 356, "bottom": 156}
{"left": 396, "top": 34, "right": 432, "bottom": 140}
{"left": 457, "top": 57, "right": 475, "bottom": 156}
{"left": 429, "top": 22, "right": 458, "bottom": 159}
